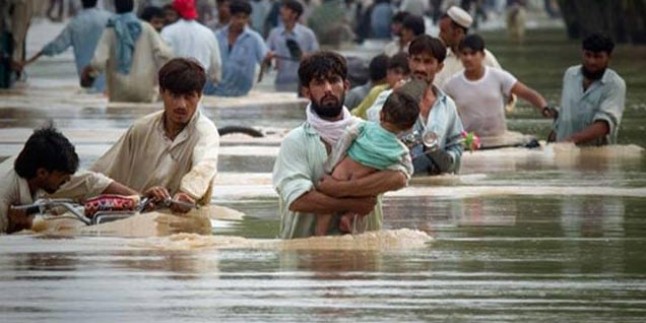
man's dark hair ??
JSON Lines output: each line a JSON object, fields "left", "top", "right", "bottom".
{"left": 583, "top": 33, "right": 615, "bottom": 54}
{"left": 388, "top": 52, "right": 410, "bottom": 74}
{"left": 81, "top": 0, "right": 98, "bottom": 8}
{"left": 409, "top": 35, "right": 447, "bottom": 63}
{"left": 158, "top": 58, "right": 207, "bottom": 94}
{"left": 115, "top": 0, "right": 135, "bottom": 14}
{"left": 392, "top": 11, "right": 410, "bottom": 24}
{"left": 140, "top": 6, "right": 165, "bottom": 22}
{"left": 230, "top": 0, "right": 252, "bottom": 15}
{"left": 368, "top": 54, "right": 389, "bottom": 82}
{"left": 458, "top": 34, "right": 485, "bottom": 53}
{"left": 402, "top": 14, "right": 425, "bottom": 36}
{"left": 382, "top": 91, "right": 420, "bottom": 131}
{"left": 283, "top": 0, "right": 304, "bottom": 18}
{"left": 14, "top": 126, "right": 79, "bottom": 179}
{"left": 298, "top": 51, "right": 347, "bottom": 87}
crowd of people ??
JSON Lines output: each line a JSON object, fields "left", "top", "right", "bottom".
{"left": 0, "top": 0, "right": 627, "bottom": 239}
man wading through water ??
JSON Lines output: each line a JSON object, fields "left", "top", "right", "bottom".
{"left": 272, "top": 51, "right": 409, "bottom": 239}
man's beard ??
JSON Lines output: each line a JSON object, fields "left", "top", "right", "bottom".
{"left": 582, "top": 65, "right": 606, "bottom": 81}
{"left": 412, "top": 72, "right": 432, "bottom": 85}
{"left": 311, "top": 94, "right": 344, "bottom": 118}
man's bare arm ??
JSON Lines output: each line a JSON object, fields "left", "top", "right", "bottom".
{"left": 290, "top": 190, "right": 377, "bottom": 216}
{"left": 563, "top": 121, "right": 610, "bottom": 145}
{"left": 317, "top": 170, "right": 407, "bottom": 198}
{"left": 101, "top": 182, "right": 138, "bottom": 196}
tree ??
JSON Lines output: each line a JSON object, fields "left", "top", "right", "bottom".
{"left": 557, "top": 0, "right": 646, "bottom": 44}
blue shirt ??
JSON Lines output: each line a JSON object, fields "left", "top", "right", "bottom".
{"left": 410, "top": 88, "right": 464, "bottom": 173}
{"left": 208, "top": 26, "right": 268, "bottom": 97}
{"left": 555, "top": 66, "right": 626, "bottom": 145}
{"left": 41, "top": 7, "right": 111, "bottom": 92}
{"left": 266, "top": 23, "right": 319, "bottom": 91}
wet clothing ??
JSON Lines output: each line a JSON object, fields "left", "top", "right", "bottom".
{"left": 107, "top": 12, "right": 142, "bottom": 75}
{"left": 90, "top": 20, "right": 172, "bottom": 102}
{"left": 370, "top": 3, "right": 393, "bottom": 39}
{"left": 161, "top": 19, "right": 221, "bottom": 83}
{"left": 366, "top": 86, "right": 464, "bottom": 175}
{"left": 266, "top": 23, "right": 319, "bottom": 92}
{"left": 434, "top": 48, "right": 501, "bottom": 87}
{"left": 91, "top": 109, "right": 219, "bottom": 201}
{"left": 554, "top": 66, "right": 626, "bottom": 145}
{"left": 40, "top": 7, "right": 111, "bottom": 92}
{"left": 443, "top": 66, "right": 517, "bottom": 137}
{"left": 324, "top": 121, "right": 413, "bottom": 176}
{"left": 207, "top": 26, "right": 268, "bottom": 97}
{"left": 273, "top": 119, "right": 403, "bottom": 239}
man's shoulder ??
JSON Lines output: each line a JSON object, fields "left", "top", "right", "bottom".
{"left": 131, "top": 111, "right": 163, "bottom": 130}
{"left": 195, "top": 112, "right": 218, "bottom": 134}
{"left": 603, "top": 68, "right": 626, "bottom": 87}
{"left": 244, "top": 28, "right": 265, "bottom": 42}
{"left": 296, "top": 24, "right": 316, "bottom": 36}
{"left": 369, "top": 84, "right": 390, "bottom": 97}
{"left": 565, "top": 65, "right": 580, "bottom": 75}
{"left": 283, "top": 124, "right": 310, "bottom": 142}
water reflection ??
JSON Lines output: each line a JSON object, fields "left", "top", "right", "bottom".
{"left": 113, "top": 251, "right": 220, "bottom": 280}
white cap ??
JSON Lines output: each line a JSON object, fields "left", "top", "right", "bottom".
{"left": 447, "top": 6, "right": 473, "bottom": 29}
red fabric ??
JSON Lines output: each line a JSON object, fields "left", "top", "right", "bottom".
{"left": 173, "top": 0, "right": 198, "bottom": 20}
{"left": 84, "top": 195, "right": 138, "bottom": 218}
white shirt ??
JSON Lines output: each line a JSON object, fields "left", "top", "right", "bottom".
{"left": 434, "top": 48, "right": 501, "bottom": 88}
{"left": 443, "top": 66, "right": 517, "bottom": 137}
{"left": 161, "top": 19, "right": 222, "bottom": 83}
{"left": 0, "top": 159, "right": 36, "bottom": 233}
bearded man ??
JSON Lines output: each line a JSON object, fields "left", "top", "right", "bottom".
{"left": 549, "top": 33, "right": 626, "bottom": 146}
{"left": 272, "top": 51, "right": 409, "bottom": 239}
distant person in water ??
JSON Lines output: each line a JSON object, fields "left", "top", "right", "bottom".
{"left": 443, "top": 34, "right": 553, "bottom": 138}
{"left": 549, "top": 33, "right": 626, "bottom": 146}
{"left": 81, "top": 0, "right": 173, "bottom": 102}
{"left": 205, "top": 0, "right": 269, "bottom": 97}
{"left": 23, "top": 0, "right": 111, "bottom": 93}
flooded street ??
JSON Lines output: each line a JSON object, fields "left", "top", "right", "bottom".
{"left": 1, "top": 20, "right": 645, "bottom": 321}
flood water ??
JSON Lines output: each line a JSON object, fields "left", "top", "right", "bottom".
{"left": 1, "top": 23, "right": 645, "bottom": 322}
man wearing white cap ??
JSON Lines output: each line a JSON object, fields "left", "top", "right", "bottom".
{"left": 433, "top": 6, "right": 502, "bottom": 88}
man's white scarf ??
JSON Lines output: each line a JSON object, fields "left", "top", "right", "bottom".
{"left": 306, "top": 104, "right": 355, "bottom": 146}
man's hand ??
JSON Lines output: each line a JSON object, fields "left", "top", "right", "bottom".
{"left": 10, "top": 60, "right": 24, "bottom": 72}
{"left": 170, "top": 192, "right": 195, "bottom": 214}
{"left": 541, "top": 106, "right": 558, "bottom": 119}
{"left": 346, "top": 196, "right": 377, "bottom": 216}
{"left": 80, "top": 66, "right": 96, "bottom": 88}
{"left": 143, "top": 186, "right": 171, "bottom": 210}
{"left": 6, "top": 207, "right": 33, "bottom": 234}
{"left": 317, "top": 174, "right": 344, "bottom": 197}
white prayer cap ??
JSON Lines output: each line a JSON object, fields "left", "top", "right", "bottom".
{"left": 447, "top": 6, "right": 473, "bottom": 29}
